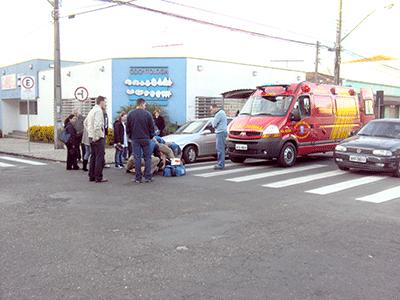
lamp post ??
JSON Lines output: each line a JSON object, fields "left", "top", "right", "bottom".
{"left": 334, "top": 1, "right": 394, "bottom": 85}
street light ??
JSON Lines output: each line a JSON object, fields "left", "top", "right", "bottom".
{"left": 334, "top": 1, "right": 395, "bottom": 85}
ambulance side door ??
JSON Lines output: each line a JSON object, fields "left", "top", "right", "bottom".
{"left": 311, "top": 94, "right": 335, "bottom": 148}
{"left": 291, "top": 95, "right": 315, "bottom": 154}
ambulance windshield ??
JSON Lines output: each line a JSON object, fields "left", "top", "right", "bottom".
{"left": 240, "top": 95, "right": 293, "bottom": 116}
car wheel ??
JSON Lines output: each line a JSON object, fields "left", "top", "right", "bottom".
{"left": 338, "top": 165, "right": 349, "bottom": 171}
{"left": 278, "top": 142, "right": 297, "bottom": 167}
{"left": 183, "top": 145, "right": 197, "bottom": 164}
{"left": 230, "top": 156, "right": 246, "bottom": 163}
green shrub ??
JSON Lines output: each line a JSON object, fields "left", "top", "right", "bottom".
{"left": 28, "top": 126, "right": 54, "bottom": 143}
{"left": 106, "top": 129, "right": 114, "bottom": 146}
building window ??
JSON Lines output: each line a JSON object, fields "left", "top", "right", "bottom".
{"left": 19, "top": 101, "right": 38, "bottom": 115}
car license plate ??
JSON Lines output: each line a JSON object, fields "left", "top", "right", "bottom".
{"left": 349, "top": 155, "right": 367, "bottom": 163}
{"left": 235, "top": 144, "right": 248, "bottom": 151}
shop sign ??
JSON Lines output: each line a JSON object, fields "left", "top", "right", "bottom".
{"left": 125, "top": 67, "right": 173, "bottom": 102}
{"left": 1, "top": 74, "right": 17, "bottom": 90}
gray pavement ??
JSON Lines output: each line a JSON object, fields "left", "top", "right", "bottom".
{"left": 1, "top": 154, "right": 400, "bottom": 299}
{"left": 0, "top": 137, "right": 115, "bottom": 163}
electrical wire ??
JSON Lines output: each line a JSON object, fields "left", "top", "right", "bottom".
{"left": 154, "top": 0, "right": 333, "bottom": 45}
{"left": 99, "top": 0, "right": 330, "bottom": 49}
{"left": 59, "top": 1, "right": 135, "bottom": 19}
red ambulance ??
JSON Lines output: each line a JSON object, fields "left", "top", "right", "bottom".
{"left": 227, "top": 82, "right": 375, "bottom": 167}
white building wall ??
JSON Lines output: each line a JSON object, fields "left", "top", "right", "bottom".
{"left": 186, "top": 58, "right": 306, "bottom": 121}
{"left": 2, "top": 100, "right": 19, "bottom": 134}
{"left": 38, "top": 59, "right": 113, "bottom": 127}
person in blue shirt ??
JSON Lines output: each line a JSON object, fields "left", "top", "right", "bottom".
{"left": 210, "top": 104, "right": 228, "bottom": 170}
{"left": 126, "top": 98, "right": 155, "bottom": 183}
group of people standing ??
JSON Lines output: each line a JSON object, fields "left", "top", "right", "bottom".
{"left": 63, "top": 96, "right": 170, "bottom": 184}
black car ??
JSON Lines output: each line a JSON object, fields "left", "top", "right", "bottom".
{"left": 334, "top": 119, "right": 400, "bottom": 177}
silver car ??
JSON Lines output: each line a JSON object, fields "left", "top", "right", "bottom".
{"left": 163, "top": 118, "right": 233, "bottom": 164}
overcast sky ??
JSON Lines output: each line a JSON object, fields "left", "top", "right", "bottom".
{"left": 1, "top": 0, "right": 399, "bottom": 76}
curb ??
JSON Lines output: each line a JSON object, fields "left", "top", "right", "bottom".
{"left": 0, "top": 151, "right": 65, "bottom": 163}
{"left": 0, "top": 151, "right": 114, "bottom": 164}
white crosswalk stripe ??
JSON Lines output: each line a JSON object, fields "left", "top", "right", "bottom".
{"left": 263, "top": 170, "right": 345, "bottom": 188}
{"left": 187, "top": 163, "right": 235, "bottom": 172}
{"left": 306, "top": 176, "right": 385, "bottom": 195}
{"left": 0, "top": 156, "right": 46, "bottom": 166}
{"left": 226, "top": 164, "right": 325, "bottom": 183}
{"left": 195, "top": 166, "right": 268, "bottom": 178}
{"left": 0, "top": 161, "right": 15, "bottom": 167}
{"left": 356, "top": 186, "right": 400, "bottom": 203}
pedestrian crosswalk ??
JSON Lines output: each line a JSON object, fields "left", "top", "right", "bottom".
{"left": 0, "top": 156, "right": 47, "bottom": 168}
{"left": 185, "top": 160, "right": 400, "bottom": 204}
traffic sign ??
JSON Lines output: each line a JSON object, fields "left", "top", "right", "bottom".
{"left": 74, "top": 87, "right": 89, "bottom": 102}
{"left": 20, "top": 76, "right": 36, "bottom": 100}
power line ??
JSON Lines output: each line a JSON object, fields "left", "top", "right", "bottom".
{"left": 154, "top": 0, "right": 333, "bottom": 45}
{"left": 60, "top": 1, "right": 135, "bottom": 19}
{"left": 98, "top": 0, "right": 329, "bottom": 49}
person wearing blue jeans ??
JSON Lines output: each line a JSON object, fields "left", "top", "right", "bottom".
{"left": 126, "top": 98, "right": 155, "bottom": 183}
{"left": 210, "top": 104, "right": 228, "bottom": 170}
{"left": 132, "top": 139, "right": 152, "bottom": 182}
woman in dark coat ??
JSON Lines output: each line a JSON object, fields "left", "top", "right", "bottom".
{"left": 153, "top": 110, "right": 166, "bottom": 137}
{"left": 113, "top": 112, "right": 126, "bottom": 168}
{"left": 64, "top": 114, "right": 79, "bottom": 170}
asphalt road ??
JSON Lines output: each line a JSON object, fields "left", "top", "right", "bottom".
{"left": 1, "top": 154, "right": 400, "bottom": 299}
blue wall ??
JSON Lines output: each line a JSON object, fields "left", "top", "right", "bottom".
{"left": 111, "top": 58, "right": 187, "bottom": 125}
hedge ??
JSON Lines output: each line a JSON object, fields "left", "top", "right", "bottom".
{"left": 28, "top": 126, "right": 54, "bottom": 143}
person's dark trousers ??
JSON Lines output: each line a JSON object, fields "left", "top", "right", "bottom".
{"left": 89, "top": 138, "right": 105, "bottom": 182}
{"left": 115, "top": 148, "right": 124, "bottom": 167}
{"left": 132, "top": 139, "right": 152, "bottom": 181}
{"left": 127, "top": 141, "right": 132, "bottom": 158}
{"left": 66, "top": 144, "right": 79, "bottom": 170}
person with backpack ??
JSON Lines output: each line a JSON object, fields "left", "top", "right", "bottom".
{"left": 126, "top": 98, "right": 155, "bottom": 183}
{"left": 113, "top": 112, "right": 127, "bottom": 169}
{"left": 210, "top": 104, "right": 228, "bottom": 170}
{"left": 64, "top": 114, "right": 80, "bottom": 171}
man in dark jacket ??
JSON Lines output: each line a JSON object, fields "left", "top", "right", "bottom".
{"left": 73, "top": 108, "right": 85, "bottom": 161}
{"left": 126, "top": 98, "right": 155, "bottom": 183}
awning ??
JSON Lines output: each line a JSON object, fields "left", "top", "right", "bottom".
{"left": 221, "top": 89, "right": 255, "bottom": 99}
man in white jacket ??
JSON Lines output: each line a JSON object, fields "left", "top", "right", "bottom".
{"left": 87, "top": 96, "right": 107, "bottom": 183}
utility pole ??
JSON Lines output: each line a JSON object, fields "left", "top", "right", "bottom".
{"left": 334, "top": 0, "right": 343, "bottom": 85}
{"left": 314, "top": 41, "right": 320, "bottom": 83}
{"left": 53, "top": 0, "right": 64, "bottom": 149}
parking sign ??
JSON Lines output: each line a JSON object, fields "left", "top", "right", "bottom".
{"left": 21, "top": 76, "right": 36, "bottom": 100}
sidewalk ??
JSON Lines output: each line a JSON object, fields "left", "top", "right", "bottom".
{"left": 0, "top": 138, "right": 115, "bottom": 163}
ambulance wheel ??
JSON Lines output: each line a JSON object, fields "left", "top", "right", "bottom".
{"left": 183, "top": 145, "right": 197, "bottom": 164}
{"left": 230, "top": 156, "right": 246, "bottom": 163}
{"left": 278, "top": 142, "right": 297, "bottom": 167}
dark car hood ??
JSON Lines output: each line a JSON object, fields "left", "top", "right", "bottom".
{"left": 342, "top": 135, "right": 400, "bottom": 150}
